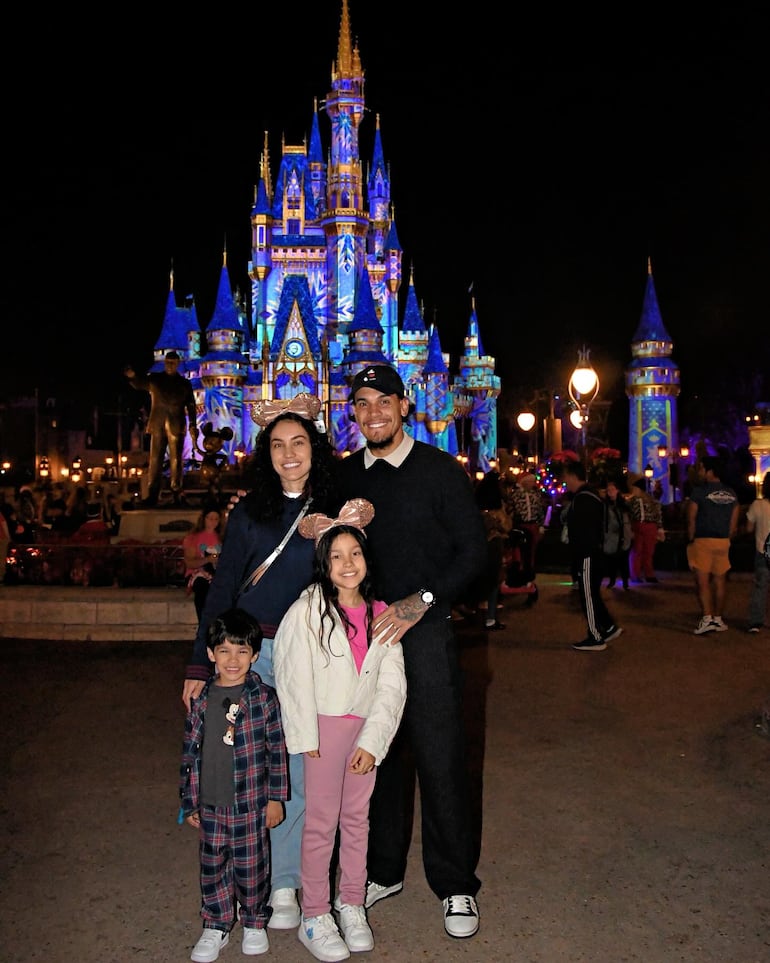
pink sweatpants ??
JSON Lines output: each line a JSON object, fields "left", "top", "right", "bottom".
{"left": 300, "top": 714, "right": 376, "bottom": 918}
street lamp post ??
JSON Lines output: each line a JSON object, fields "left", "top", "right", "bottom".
{"left": 568, "top": 347, "right": 600, "bottom": 461}
{"left": 516, "top": 410, "right": 536, "bottom": 465}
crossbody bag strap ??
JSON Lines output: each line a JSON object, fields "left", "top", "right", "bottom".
{"left": 237, "top": 497, "right": 313, "bottom": 596}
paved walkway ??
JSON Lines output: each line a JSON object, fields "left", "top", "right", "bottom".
{"left": 1, "top": 572, "right": 768, "bottom": 963}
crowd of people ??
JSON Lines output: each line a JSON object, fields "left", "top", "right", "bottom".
{"left": 3, "top": 362, "right": 768, "bottom": 963}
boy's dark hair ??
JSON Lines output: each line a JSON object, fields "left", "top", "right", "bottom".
{"left": 207, "top": 608, "right": 263, "bottom": 653}
{"left": 564, "top": 460, "right": 586, "bottom": 482}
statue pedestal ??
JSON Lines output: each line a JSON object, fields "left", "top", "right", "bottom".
{"left": 114, "top": 509, "right": 199, "bottom": 543}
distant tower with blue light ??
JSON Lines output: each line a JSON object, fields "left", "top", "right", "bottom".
{"left": 625, "top": 259, "right": 681, "bottom": 503}
{"left": 145, "top": 0, "right": 499, "bottom": 472}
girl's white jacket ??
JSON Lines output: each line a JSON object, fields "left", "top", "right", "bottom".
{"left": 273, "top": 585, "right": 407, "bottom": 765}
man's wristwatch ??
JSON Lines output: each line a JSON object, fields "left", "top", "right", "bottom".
{"left": 418, "top": 588, "right": 436, "bottom": 608}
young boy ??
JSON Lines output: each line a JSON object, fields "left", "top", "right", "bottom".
{"left": 180, "top": 608, "right": 289, "bottom": 961}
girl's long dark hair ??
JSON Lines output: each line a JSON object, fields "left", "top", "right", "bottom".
{"left": 240, "top": 412, "right": 339, "bottom": 522}
{"left": 312, "top": 525, "right": 377, "bottom": 658}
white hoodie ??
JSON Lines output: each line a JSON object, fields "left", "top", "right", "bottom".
{"left": 273, "top": 584, "right": 406, "bottom": 765}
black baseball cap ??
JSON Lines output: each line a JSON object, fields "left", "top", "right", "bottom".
{"left": 164, "top": 350, "right": 180, "bottom": 361}
{"left": 349, "top": 365, "right": 405, "bottom": 402}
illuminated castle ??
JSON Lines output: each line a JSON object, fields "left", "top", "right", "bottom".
{"left": 625, "top": 258, "right": 681, "bottom": 503}
{"left": 144, "top": 0, "right": 500, "bottom": 472}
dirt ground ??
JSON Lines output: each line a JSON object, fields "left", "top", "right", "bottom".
{"left": 1, "top": 571, "right": 768, "bottom": 963}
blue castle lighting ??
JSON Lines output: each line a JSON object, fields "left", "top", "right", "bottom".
{"left": 143, "top": 0, "right": 500, "bottom": 474}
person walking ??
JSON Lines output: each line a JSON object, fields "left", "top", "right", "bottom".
{"left": 744, "top": 471, "right": 770, "bottom": 633}
{"left": 182, "top": 394, "right": 339, "bottom": 933}
{"left": 685, "top": 455, "right": 740, "bottom": 635}
{"left": 125, "top": 350, "right": 199, "bottom": 506}
{"left": 180, "top": 608, "right": 288, "bottom": 962}
{"left": 508, "top": 471, "right": 545, "bottom": 578}
{"left": 183, "top": 504, "right": 225, "bottom": 622}
{"left": 274, "top": 500, "right": 406, "bottom": 961}
{"left": 627, "top": 476, "right": 664, "bottom": 583}
{"left": 563, "top": 460, "right": 623, "bottom": 651}
{"left": 602, "top": 478, "right": 632, "bottom": 589}
{"left": 471, "top": 469, "right": 509, "bottom": 630}
{"left": 339, "top": 364, "right": 487, "bottom": 940}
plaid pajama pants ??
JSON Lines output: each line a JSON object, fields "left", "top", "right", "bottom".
{"left": 199, "top": 805, "right": 270, "bottom": 930}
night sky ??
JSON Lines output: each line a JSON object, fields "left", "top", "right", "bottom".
{"left": 5, "top": 4, "right": 769, "bottom": 428}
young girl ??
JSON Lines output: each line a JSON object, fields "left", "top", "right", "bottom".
{"left": 183, "top": 504, "right": 224, "bottom": 622}
{"left": 273, "top": 499, "right": 406, "bottom": 962}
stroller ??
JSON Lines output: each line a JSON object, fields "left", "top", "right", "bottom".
{"left": 501, "top": 527, "right": 538, "bottom": 606}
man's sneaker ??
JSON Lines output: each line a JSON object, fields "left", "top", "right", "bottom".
{"left": 694, "top": 616, "right": 717, "bottom": 635}
{"left": 442, "top": 894, "right": 480, "bottom": 938}
{"left": 334, "top": 900, "right": 374, "bottom": 952}
{"left": 268, "top": 887, "right": 301, "bottom": 929}
{"left": 298, "top": 914, "right": 350, "bottom": 962}
{"left": 602, "top": 625, "right": 624, "bottom": 642}
{"left": 571, "top": 637, "right": 607, "bottom": 652}
{"left": 710, "top": 616, "right": 728, "bottom": 632}
{"left": 364, "top": 880, "right": 403, "bottom": 908}
{"left": 748, "top": 625, "right": 761, "bottom": 634}
{"left": 242, "top": 927, "right": 269, "bottom": 955}
{"left": 191, "top": 928, "right": 229, "bottom": 963}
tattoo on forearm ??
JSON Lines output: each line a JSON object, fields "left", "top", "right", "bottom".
{"left": 393, "top": 596, "right": 426, "bottom": 623}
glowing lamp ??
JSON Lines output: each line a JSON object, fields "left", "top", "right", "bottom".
{"left": 517, "top": 411, "right": 535, "bottom": 432}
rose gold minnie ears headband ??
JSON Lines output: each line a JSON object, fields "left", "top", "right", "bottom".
{"left": 298, "top": 498, "right": 375, "bottom": 545}
{"left": 250, "top": 393, "right": 322, "bottom": 428}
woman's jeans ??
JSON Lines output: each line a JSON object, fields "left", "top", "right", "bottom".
{"left": 253, "top": 637, "right": 304, "bottom": 892}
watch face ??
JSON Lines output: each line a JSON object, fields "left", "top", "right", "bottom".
{"left": 285, "top": 339, "right": 304, "bottom": 358}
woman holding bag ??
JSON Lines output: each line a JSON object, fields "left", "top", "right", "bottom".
{"left": 182, "top": 395, "right": 340, "bottom": 934}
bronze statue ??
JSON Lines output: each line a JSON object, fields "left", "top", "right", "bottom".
{"left": 124, "top": 351, "right": 198, "bottom": 506}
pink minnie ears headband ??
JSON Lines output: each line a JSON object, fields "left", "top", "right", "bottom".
{"left": 299, "top": 498, "right": 375, "bottom": 545}
{"left": 250, "top": 393, "right": 322, "bottom": 428}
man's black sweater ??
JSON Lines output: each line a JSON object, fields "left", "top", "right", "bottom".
{"left": 338, "top": 441, "right": 487, "bottom": 612}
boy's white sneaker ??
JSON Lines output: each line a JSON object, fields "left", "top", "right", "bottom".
{"left": 190, "top": 928, "right": 229, "bottom": 962}
{"left": 298, "top": 913, "right": 350, "bottom": 961}
{"left": 242, "top": 926, "right": 269, "bottom": 955}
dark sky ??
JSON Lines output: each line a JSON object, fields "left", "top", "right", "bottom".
{"left": 5, "top": 3, "right": 769, "bottom": 423}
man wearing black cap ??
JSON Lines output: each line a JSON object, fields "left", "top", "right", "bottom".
{"left": 339, "top": 364, "right": 487, "bottom": 939}
{"left": 125, "top": 352, "right": 198, "bottom": 506}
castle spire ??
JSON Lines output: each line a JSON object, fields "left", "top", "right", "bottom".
{"left": 335, "top": 0, "right": 353, "bottom": 78}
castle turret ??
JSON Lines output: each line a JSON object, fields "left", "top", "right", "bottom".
{"left": 199, "top": 250, "right": 250, "bottom": 459}
{"left": 625, "top": 258, "right": 681, "bottom": 503}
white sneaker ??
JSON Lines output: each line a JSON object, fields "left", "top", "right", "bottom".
{"left": 694, "top": 616, "right": 716, "bottom": 635}
{"left": 364, "top": 880, "right": 403, "bottom": 908}
{"left": 268, "top": 887, "right": 301, "bottom": 929}
{"left": 242, "top": 926, "right": 269, "bottom": 955}
{"left": 711, "top": 616, "right": 728, "bottom": 632}
{"left": 334, "top": 901, "right": 374, "bottom": 952}
{"left": 442, "top": 894, "right": 479, "bottom": 938}
{"left": 191, "top": 928, "right": 229, "bottom": 963}
{"left": 298, "top": 913, "right": 350, "bottom": 961}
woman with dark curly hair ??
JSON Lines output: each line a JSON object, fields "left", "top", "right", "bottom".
{"left": 182, "top": 396, "right": 341, "bottom": 936}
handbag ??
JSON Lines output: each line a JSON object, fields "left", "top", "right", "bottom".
{"left": 237, "top": 498, "right": 313, "bottom": 596}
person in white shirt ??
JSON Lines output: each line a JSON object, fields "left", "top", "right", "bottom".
{"left": 745, "top": 472, "right": 770, "bottom": 633}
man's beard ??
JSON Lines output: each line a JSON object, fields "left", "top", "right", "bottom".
{"left": 367, "top": 434, "right": 396, "bottom": 451}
